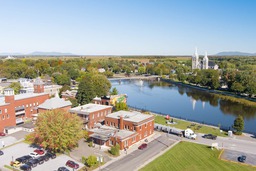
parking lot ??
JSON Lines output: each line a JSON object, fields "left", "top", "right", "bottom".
{"left": 221, "top": 149, "right": 256, "bottom": 166}
{"left": 0, "top": 142, "right": 83, "bottom": 171}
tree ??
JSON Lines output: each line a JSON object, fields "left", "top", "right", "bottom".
{"left": 31, "top": 110, "right": 83, "bottom": 152}
{"left": 109, "top": 144, "right": 120, "bottom": 156}
{"left": 9, "top": 82, "right": 21, "bottom": 94}
{"left": 115, "top": 102, "right": 128, "bottom": 111}
{"left": 111, "top": 87, "right": 118, "bottom": 95}
{"left": 86, "top": 155, "right": 98, "bottom": 167}
{"left": 76, "top": 73, "right": 111, "bottom": 105}
{"left": 233, "top": 115, "right": 244, "bottom": 135}
{"left": 231, "top": 82, "right": 245, "bottom": 93}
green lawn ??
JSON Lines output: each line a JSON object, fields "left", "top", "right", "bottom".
{"left": 140, "top": 142, "right": 255, "bottom": 171}
{"left": 154, "top": 115, "right": 227, "bottom": 137}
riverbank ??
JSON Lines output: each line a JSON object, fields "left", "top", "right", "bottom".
{"left": 161, "top": 78, "right": 256, "bottom": 107}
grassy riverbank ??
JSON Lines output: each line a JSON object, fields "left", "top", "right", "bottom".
{"left": 140, "top": 141, "right": 255, "bottom": 171}
{"left": 154, "top": 115, "right": 227, "bottom": 137}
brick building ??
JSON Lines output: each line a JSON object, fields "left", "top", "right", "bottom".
{"left": 0, "top": 86, "right": 49, "bottom": 133}
{"left": 89, "top": 110, "right": 154, "bottom": 150}
{"left": 69, "top": 103, "right": 113, "bottom": 129}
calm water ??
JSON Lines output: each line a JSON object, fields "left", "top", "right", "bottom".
{"left": 111, "top": 80, "right": 256, "bottom": 134}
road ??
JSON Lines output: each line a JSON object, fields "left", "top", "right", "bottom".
{"left": 101, "top": 134, "right": 177, "bottom": 171}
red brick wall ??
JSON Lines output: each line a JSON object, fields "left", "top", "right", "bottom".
{"left": 0, "top": 104, "right": 15, "bottom": 132}
{"left": 87, "top": 107, "right": 112, "bottom": 128}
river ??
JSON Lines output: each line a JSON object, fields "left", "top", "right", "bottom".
{"left": 111, "top": 79, "right": 256, "bottom": 134}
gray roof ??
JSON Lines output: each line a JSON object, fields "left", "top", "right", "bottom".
{"left": 106, "top": 110, "right": 154, "bottom": 123}
{"left": 69, "top": 103, "right": 112, "bottom": 115}
{"left": 38, "top": 96, "right": 71, "bottom": 110}
{"left": 89, "top": 125, "right": 136, "bottom": 140}
{"left": 15, "top": 93, "right": 48, "bottom": 100}
{"left": 208, "top": 61, "right": 217, "bottom": 66}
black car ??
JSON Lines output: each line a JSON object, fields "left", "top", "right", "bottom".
{"left": 37, "top": 156, "right": 45, "bottom": 164}
{"left": 0, "top": 150, "right": 3, "bottom": 155}
{"left": 16, "top": 155, "right": 32, "bottom": 164}
{"left": 45, "top": 152, "right": 56, "bottom": 159}
{"left": 202, "top": 134, "right": 217, "bottom": 140}
{"left": 43, "top": 154, "right": 50, "bottom": 161}
{"left": 20, "top": 164, "right": 32, "bottom": 171}
{"left": 58, "top": 167, "right": 70, "bottom": 171}
{"left": 238, "top": 155, "right": 246, "bottom": 162}
{"left": 26, "top": 158, "right": 39, "bottom": 167}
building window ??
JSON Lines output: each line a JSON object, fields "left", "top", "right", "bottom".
{"left": 92, "top": 114, "right": 94, "bottom": 119}
{"left": 2, "top": 115, "right": 5, "bottom": 120}
{"left": 0, "top": 110, "right": 2, "bottom": 114}
{"left": 124, "top": 140, "right": 128, "bottom": 147}
{"left": 110, "top": 140, "right": 113, "bottom": 146}
{"left": 30, "top": 104, "right": 32, "bottom": 107}
{"left": 33, "top": 103, "right": 35, "bottom": 106}
{"left": 36, "top": 102, "right": 39, "bottom": 105}
{"left": 127, "top": 125, "right": 129, "bottom": 130}
{"left": 145, "top": 124, "right": 147, "bottom": 128}
{"left": 97, "top": 113, "right": 99, "bottom": 117}
{"left": 132, "top": 136, "right": 136, "bottom": 142}
{"left": 149, "top": 129, "right": 152, "bottom": 134}
{"left": 7, "top": 114, "right": 9, "bottom": 119}
{"left": 140, "top": 126, "right": 142, "bottom": 130}
{"left": 5, "top": 109, "right": 7, "bottom": 113}
{"left": 144, "top": 131, "right": 147, "bottom": 137}
{"left": 26, "top": 104, "right": 28, "bottom": 108}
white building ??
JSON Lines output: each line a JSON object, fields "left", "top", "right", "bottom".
{"left": 191, "top": 48, "right": 218, "bottom": 70}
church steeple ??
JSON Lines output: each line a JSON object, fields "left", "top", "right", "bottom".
{"left": 203, "top": 51, "right": 209, "bottom": 69}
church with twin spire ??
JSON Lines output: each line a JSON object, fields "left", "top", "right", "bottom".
{"left": 191, "top": 48, "right": 218, "bottom": 70}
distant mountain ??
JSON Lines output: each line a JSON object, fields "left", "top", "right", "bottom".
{"left": 0, "top": 51, "right": 77, "bottom": 56}
{"left": 215, "top": 51, "right": 256, "bottom": 56}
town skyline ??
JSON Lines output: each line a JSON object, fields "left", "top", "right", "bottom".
{"left": 1, "top": 0, "right": 256, "bottom": 55}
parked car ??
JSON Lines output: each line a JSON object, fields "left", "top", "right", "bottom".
{"left": 66, "top": 160, "right": 79, "bottom": 169}
{"left": 10, "top": 161, "right": 22, "bottom": 167}
{"left": 238, "top": 155, "right": 246, "bottom": 162}
{"left": 20, "top": 164, "right": 32, "bottom": 171}
{"left": 16, "top": 156, "right": 32, "bottom": 164}
{"left": 26, "top": 158, "right": 39, "bottom": 168}
{"left": 202, "top": 134, "right": 217, "bottom": 140}
{"left": 34, "top": 149, "right": 45, "bottom": 155}
{"left": 37, "top": 156, "right": 45, "bottom": 165}
{"left": 29, "top": 152, "right": 39, "bottom": 158}
{"left": 138, "top": 143, "right": 147, "bottom": 150}
{"left": 42, "top": 154, "right": 50, "bottom": 161}
{"left": 0, "top": 132, "right": 5, "bottom": 136}
{"left": 0, "top": 150, "right": 3, "bottom": 155}
{"left": 58, "top": 167, "right": 70, "bottom": 171}
{"left": 45, "top": 152, "right": 56, "bottom": 159}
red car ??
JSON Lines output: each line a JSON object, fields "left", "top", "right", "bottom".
{"left": 0, "top": 132, "right": 6, "bottom": 136}
{"left": 66, "top": 160, "right": 79, "bottom": 169}
{"left": 34, "top": 149, "right": 45, "bottom": 155}
{"left": 138, "top": 143, "right": 147, "bottom": 150}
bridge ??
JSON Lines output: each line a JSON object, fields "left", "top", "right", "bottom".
{"left": 108, "top": 75, "right": 161, "bottom": 81}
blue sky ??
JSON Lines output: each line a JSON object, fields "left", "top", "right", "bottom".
{"left": 0, "top": 0, "right": 255, "bottom": 55}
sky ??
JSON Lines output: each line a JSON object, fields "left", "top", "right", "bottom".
{"left": 0, "top": 0, "right": 255, "bottom": 55}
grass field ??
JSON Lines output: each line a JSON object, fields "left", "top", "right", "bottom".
{"left": 140, "top": 141, "right": 255, "bottom": 171}
{"left": 154, "top": 115, "right": 227, "bottom": 137}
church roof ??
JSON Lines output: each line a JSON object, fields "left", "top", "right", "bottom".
{"left": 38, "top": 94, "right": 71, "bottom": 110}
{"left": 208, "top": 61, "right": 216, "bottom": 66}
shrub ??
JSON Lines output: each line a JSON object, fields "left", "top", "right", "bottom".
{"left": 109, "top": 144, "right": 120, "bottom": 156}
{"left": 88, "top": 141, "right": 93, "bottom": 147}
{"left": 86, "top": 155, "right": 98, "bottom": 167}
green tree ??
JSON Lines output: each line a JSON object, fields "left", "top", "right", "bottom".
{"left": 9, "top": 82, "right": 21, "bottom": 94}
{"left": 111, "top": 87, "right": 118, "bottom": 95}
{"left": 233, "top": 115, "right": 244, "bottom": 135}
{"left": 31, "top": 110, "right": 83, "bottom": 152}
{"left": 109, "top": 144, "right": 120, "bottom": 156}
{"left": 86, "top": 155, "right": 98, "bottom": 167}
{"left": 115, "top": 102, "right": 128, "bottom": 111}
{"left": 231, "top": 82, "right": 245, "bottom": 93}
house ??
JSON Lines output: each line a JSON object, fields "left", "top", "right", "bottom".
{"left": 92, "top": 94, "right": 127, "bottom": 106}
{"left": 69, "top": 103, "right": 113, "bottom": 129}
{"left": 89, "top": 110, "right": 154, "bottom": 150}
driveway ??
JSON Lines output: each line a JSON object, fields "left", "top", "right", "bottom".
{"left": 0, "top": 142, "right": 83, "bottom": 171}
{"left": 221, "top": 149, "right": 256, "bottom": 166}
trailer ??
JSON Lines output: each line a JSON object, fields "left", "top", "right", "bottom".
{"left": 169, "top": 128, "right": 183, "bottom": 137}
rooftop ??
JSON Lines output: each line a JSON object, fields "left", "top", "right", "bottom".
{"left": 106, "top": 110, "right": 153, "bottom": 123}
{"left": 69, "top": 103, "right": 112, "bottom": 115}
{"left": 38, "top": 95, "right": 71, "bottom": 110}
{"left": 15, "top": 93, "right": 48, "bottom": 100}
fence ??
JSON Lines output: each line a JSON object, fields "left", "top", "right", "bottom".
{"left": 128, "top": 105, "right": 256, "bottom": 135}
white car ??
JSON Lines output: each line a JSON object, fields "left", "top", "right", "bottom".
{"left": 29, "top": 152, "right": 39, "bottom": 158}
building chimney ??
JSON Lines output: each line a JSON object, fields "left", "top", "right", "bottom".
{"left": 119, "top": 115, "right": 124, "bottom": 130}
{"left": 4, "top": 88, "right": 15, "bottom": 103}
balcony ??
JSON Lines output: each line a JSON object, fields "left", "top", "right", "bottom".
{"left": 82, "top": 118, "right": 89, "bottom": 123}
{"left": 16, "top": 118, "right": 24, "bottom": 124}
{"left": 15, "top": 110, "right": 25, "bottom": 116}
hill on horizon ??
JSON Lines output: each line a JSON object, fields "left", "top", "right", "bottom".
{"left": 215, "top": 51, "right": 256, "bottom": 56}
{"left": 0, "top": 51, "right": 77, "bottom": 56}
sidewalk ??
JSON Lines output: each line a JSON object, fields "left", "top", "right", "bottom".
{"left": 93, "top": 132, "right": 162, "bottom": 171}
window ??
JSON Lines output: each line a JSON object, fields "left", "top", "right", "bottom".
{"left": 124, "top": 140, "right": 128, "bottom": 147}
{"left": 97, "top": 113, "right": 99, "bottom": 117}
{"left": 92, "top": 114, "right": 94, "bottom": 119}
{"left": 132, "top": 136, "right": 136, "bottom": 142}
{"left": 5, "top": 109, "right": 7, "bottom": 113}
{"left": 33, "top": 103, "right": 35, "bottom": 106}
{"left": 144, "top": 131, "right": 147, "bottom": 137}
{"left": 140, "top": 126, "right": 142, "bottom": 130}
{"left": 0, "top": 110, "right": 2, "bottom": 114}
{"left": 7, "top": 114, "right": 9, "bottom": 119}
{"left": 145, "top": 124, "right": 147, "bottom": 128}
{"left": 30, "top": 104, "right": 32, "bottom": 107}
{"left": 110, "top": 140, "right": 113, "bottom": 146}
{"left": 26, "top": 104, "right": 28, "bottom": 108}
{"left": 149, "top": 129, "right": 152, "bottom": 134}
{"left": 127, "top": 126, "right": 129, "bottom": 130}
{"left": 2, "top": 115, "right": 5, "bottom": 120}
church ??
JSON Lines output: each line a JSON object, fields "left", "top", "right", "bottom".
{"left": 191, "top": 48, "right": 218, "bottom": 70}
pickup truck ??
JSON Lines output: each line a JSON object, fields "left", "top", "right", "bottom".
{"left": 202, "top": 134, "right": 217, "bottom": 140}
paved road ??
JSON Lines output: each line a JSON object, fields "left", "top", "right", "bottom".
{"left": 221, "top": 149, "right": 256, "bottom": 166}
{"left": 101, "top": 134, "right": 177, "bottom": 171}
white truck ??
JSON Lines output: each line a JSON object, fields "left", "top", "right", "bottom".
{"left": 184, "top": 128, "right": 197, "bottom": 140}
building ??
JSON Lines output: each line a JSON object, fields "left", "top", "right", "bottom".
{"left": 192, "top": 48, "right": 218, "bottom": 70}
{"left": 61, "top": 90, "right": 77, "bottom": 100}
{"left": 89, "top": 110, "right": 154, "bottom": 150}
{"left": 92, "top": 94, "right": 127, "bottom": 106}
{"left": 0, "top": 87, "right": 49, "bottom": 132}
{"left": 69, "top": 103, "right": 113, "bottom": 129}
